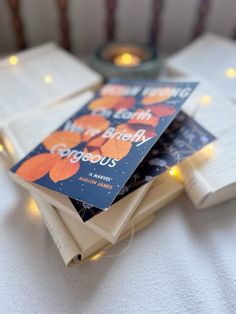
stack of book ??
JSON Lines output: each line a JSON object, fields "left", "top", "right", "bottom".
{"left": 1, "top": 38, "right": 235, "bottom": 266}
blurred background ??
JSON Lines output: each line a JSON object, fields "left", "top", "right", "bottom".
{"left": 1, "top": 0, "right": 236, "bottom": 55}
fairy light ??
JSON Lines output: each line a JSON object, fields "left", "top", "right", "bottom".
{"left": 168, "top": 166, "right": 182, "bottom": 181}
{"left": 8, "top": 55, "right": 18, "bottom": 66}
{"left": 0, "top": 141, "right": 9, "bottom": 159}
{"left": 199, "top": 94, "right": 212, "bottom": 106}
{"left": 43, "top": 74, "right": 53, "bottom": 84}
{"left": 201, "top": 142, "right": 214, "bottom": 158}
{"left": 225, "top": 68, "right": 236, "bottom": 79}
{"left": 26, "top": 198, "right": 41, "bottom": 218}
{"left": 90, "top": 251, "right": 105, "bottom": 261}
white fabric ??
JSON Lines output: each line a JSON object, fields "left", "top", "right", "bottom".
{"left": 1, "top": 159, "right": 236, "bottom": 313}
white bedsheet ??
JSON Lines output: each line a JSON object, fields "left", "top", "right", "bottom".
{"left": 1, "top": 159, "right": 236, "bottom": 314}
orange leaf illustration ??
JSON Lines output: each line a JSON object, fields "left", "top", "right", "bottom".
{"left": 116, "top": 123, "right": 156, "bottom": 140}
{"left": 113, "top": 97, "right": 135, "bottom": 111}
{"left": 49, "top": 157, "right": 80, "bottom": 183}
{"left": 127, "top": 123, "right": 157, "bottom": 138}
{"left": 87, "top": 134, "right": 107, "bottom": 148}
{"left": 74, "top": 115, "right": 109, "bottom": 142}
{"left": 101, "top": 138, "right": 131, "bottom": 160}
{"left": 116, "top": 123, "right": 138, "bottom": 137}
{"left": 16, "top": 153, "right": 61, "bottom": 182}
{"left": 147, "top": 104, "right": 176, "bottom": 117}
{"left": 128, "top": 109, "right": 159, "bottom": 127}
{"left": 88, "top": 96, "right": 135, "bottom": 112}
{"left": 84, "top": 147, "right": 102, "bottom": 156}
{"left": 43, "top": 131, "right": 81, "bottom": 150}
{"left": 142, "top": 88, "right": 172, "bottom": 105}
{"left": 88, "top": 96, "right": 122, "bottom": 110}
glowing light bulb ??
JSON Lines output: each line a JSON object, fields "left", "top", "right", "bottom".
{"left": 43, "top": 74, "right": 53, "bottom": 84}
{"left": 8, "top": 55, "right": 18, "bottom": 66}
{"left": 0, "top": 144, "right": 4, "bottom": 153}
{"left": 199, "top": 95, "right": 212, "bottom": 106}
{"left": 225, "top": 68, "right": 236, "bottom": 79}
{"left": 90, "top": 252, "right": 104, "bottom": 261}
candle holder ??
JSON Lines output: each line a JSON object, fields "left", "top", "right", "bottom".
{"left": 90, "top": 42, "right": 161, "bottom": 80}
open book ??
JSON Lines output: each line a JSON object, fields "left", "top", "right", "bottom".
{"left": 2, "top": 92, "right": 184, "bottom": 265}
{"left": 174, "top": 78, "right": 236, "bottom": 208}
{"left": 0, "top": 42, "right": 102, "bottom": 128}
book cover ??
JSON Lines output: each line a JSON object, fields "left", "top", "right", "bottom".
{"left": 10, "top": 80, "right": 198, "bottom": 212}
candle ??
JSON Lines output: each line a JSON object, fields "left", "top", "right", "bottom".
{"left": 90, "top": 43, "right": 161, "bottom": 79}
{"left": 114, "top": 52, "right": 141, "bottom": 67}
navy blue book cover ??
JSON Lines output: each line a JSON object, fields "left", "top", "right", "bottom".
{"left": 10, "top": 80, "right": 198, "bottom": 211}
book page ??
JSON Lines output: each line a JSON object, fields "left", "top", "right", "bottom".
{"left": 181, "top": 135, "right": 236, "bottom": 209}
{"left": 0, "top": 43, "right": 101, "bottom": 127}
{"left": 166, "top": 33, "right": 236, "bottom": 102}
{"left": 177, "top": 79, "right": 236, "bottom": 207}
{"left": 188, "top": 126, "right": 236, "bottom": 191}
{"left": 2, "top": 91, "right": 94, "bottom": 153}
{"left": 180, "top": 78, "right": 236, "bottom": 137}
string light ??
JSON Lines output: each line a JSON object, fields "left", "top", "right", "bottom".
{"left": 199, "top": 94, "right": 212, "bottom": 106}
{"left": 8, "top": 55, "right": 18, "bottom": 66}
{"left": 0, "top": 142, "right": 11, "bottom": 163}
{"left": 26, "top": 198, "right": 41, "bottom": 218}
{"left": 201, "top": 143, "right": 214, "bottom": 158}
{"left": 168, "top": 166, "right": 182, "bottom": 181}
{"left": 225, "top": 68, "right": 236, "bottom": 79}
{"left": 43, "top": 74, "right": 53, "bottom": 84}
{"left": 90, "top": 252, "right": 105, "bottom": 261}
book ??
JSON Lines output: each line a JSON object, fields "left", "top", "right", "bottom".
{"left": 1, "top": 93, "right": 183, "bottom": 264}
{"left": 8, "top": 81, "right": 214, "bottom": 241}
{"left": 0, "top": 42, "right": 102, "bottom": 128}
{"left": 10, "top": 80, "right": 198, "bottom": 210}
{"left": 176, "top": 77, "right": 236, "bottom": 208}
{"left": 166, "top": 33, "right": 236, "bottom": 103}
{"left": 29, "top": 173, "right": 182, "bottom": 266}
{"left": 1, "top": 92, "right": 147, "bottom": 243}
